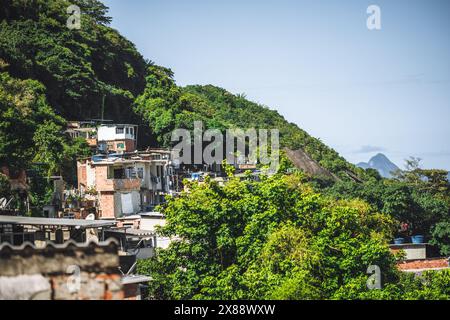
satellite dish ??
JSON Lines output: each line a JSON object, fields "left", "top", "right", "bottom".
{"left": 85, "top": 213, "right": 95, "bottom": 221}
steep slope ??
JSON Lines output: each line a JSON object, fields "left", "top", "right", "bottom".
{"left": 134, "top": 75, "right": 362, "bottom": 178}
{"left": 357, "top": 153, "right": 399, "bottom": 178}
{"left": 0, "top": 0, "right": 147, "bottom": 123}
{"left": 1, "top": 0, "right": 363, "bottom": 180}
{"left": 183, "top": 85, "right": 363, "bottom": 179}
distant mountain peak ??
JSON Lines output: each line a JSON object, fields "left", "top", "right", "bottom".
{"left": 357, "top": 153, "right": 399, "bottom": 178}
{"left": 372, "top": 153, "right": 389, "bottom": 160}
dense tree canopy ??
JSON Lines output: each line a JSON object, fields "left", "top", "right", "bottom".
{"left": 1, "top": 0, "right": 450, "bottom": 299}
{"left": 327, "top": 160, "right": 450, "bottom": 256}
{"left": 0, "top": 71, "right": 90, "bottom": 212}
{"left": 134, "top": 65, "right": 361, "bottom": 178}
{"left": 0, "top": 0, "right": 146, "bottom": 121}
{"left": 138, "top": 172, "right": 450, "bottom": 300}
{"left": 1, "top": 0, "right": 365, "bottom": 179}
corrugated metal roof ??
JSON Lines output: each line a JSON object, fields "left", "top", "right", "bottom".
{"left": 106, "top": 228, "right": 155, "bottom": 237}
{"left": 0, "top": 239, "right": 119, "bottom": 252}
{"left": 121, "top": 274, "right": 152, "bottom": 285}
{"left": 0, "top": 215, "right": 116, "bottom": 228}
{"left": 0, "top": 239, "right": 120, "bottom": 277}
{"left": 140, "top": 211, "right": 164, "bottom": 218}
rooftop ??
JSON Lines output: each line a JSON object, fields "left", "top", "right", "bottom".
{"left": 121, "top": 274, "right": 152, "bottom": 285}
{"left": 397, "top": 258, "right": 450, "bottom": 272}
{"left": 0, "top": 215, "right": 116, "bottom": 229}
{"left": 99, "top": 124, "right": 138, "bottom": 127}
{"left": 106, "top": 228, "right": 155, "bottom": 237}
{"left": 140, "top": 211, "right": 164, "bottom": 218}
{"left": 0, "top": 239, "right": 119, "bottom": 277}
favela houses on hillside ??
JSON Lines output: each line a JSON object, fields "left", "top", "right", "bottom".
{"left": 1, "top": 0, "right": 450, "bottom": 310}
{"left": 0, "top": 119, "right": 263, "bottom": 299}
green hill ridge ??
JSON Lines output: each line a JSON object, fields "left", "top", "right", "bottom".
{"left": 0, "top": 0, "right": 361, "bottom": 179}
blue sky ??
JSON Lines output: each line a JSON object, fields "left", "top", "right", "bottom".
{"left": 103, "top": 0, "right": 450, "bottom": 170}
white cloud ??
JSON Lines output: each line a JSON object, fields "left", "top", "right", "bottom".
{"left": 354, "top": 145, "right": 386, "bottom": 154}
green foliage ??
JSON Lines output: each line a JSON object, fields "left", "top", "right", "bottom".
{"left": 33, "top": 120, "right": 67, "bottom": 175}
{"left": 0, "top": 173, "right": 10, "bottom": 198}
{"left": 2, "top": 0, "right": 362, "bottom": 180}
{"left": 133, "top": 65, "right": 184, "bottom": 146}
{"left": 27, "top": 165, "right": 54, "bottom": 216}
{"left": 0, "top": 72, "right": 91, "bottom": 212}
{"left": 333, "top": 269, "right": 450, "bottom": 300}
{"left": 400, "top": 270, "right": 450, "bottom": 300}
{"left": 137, "top": 172, "right": 450, "bottom": 300}
{"left": 134, "top": 70, "right": 360, "bottom": 177}
{"left": 326, "top": 166, "right": 450, "bottom": 254}
{"left": 327, "top": 180, "right": 449, "bottom": 232}
{"left": 0, "top": 0, "right": 146, "bottom": 123}
{"left": 0, "top": 72, "right": 90, "bottom": 172}
{"left": 430, "top": 221, "right": 450, "bottom": 256}
{"left": 0, "top": 72, "right": 62, "bottom": 168}
{"left": 138, "top": 173, "right": 401, "bottom": 300}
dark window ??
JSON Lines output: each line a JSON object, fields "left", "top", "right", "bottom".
{"left": 116, "top": 127, "right": 124, "bottom": 134}
{"left": 126, "top": 167, "right": 136, "bottom": 178}
{"left": 113, "top": 168, "right": 126, "bottom": 179}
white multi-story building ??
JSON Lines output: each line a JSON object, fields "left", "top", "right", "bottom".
{"left": 97, "top": 124, "right": 138, "bottom": 153}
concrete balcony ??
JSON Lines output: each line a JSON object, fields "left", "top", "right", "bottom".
{"left": 97, "top": 178, "right": 141, "bottom": 192}
{"left": 86, "top": 138, "right": 97, "bottom": 147}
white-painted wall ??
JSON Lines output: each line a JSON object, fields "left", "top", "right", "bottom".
{"left": 86, "top": 164, "right": 96, "bottom": 188}
{"left": 140, "top": 216, "right": 170, "bottom": 249}
{"left": 97, "top": 125, "right": 135, "bottom": 142}
{"left": 140, "top": 216, "right": 166, "bottom": 231}
{"left": 114, "top": 190, "right": 141, "bottom": 217}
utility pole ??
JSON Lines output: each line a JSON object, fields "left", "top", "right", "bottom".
{"left": 101, "top": 94, "right": 105, "bottom": 123}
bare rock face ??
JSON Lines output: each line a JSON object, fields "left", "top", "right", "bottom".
{"left": 284, "top": 148, "right": 336, "bottom": 180}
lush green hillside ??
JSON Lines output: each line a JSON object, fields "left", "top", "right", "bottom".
{"left": 1, "top": 0, "right": 146, "bottom": 120}
{"left": 1, "top": 0, "right": 450, "bottom": 300}
{"left": 134, "top": 65, "right": 362, "bottom": 178}
{"left": 1, "top": 0, "right": 360, "bottom": 179}
{"left": 185, "top": 85, "right": 361, "bottom": 177}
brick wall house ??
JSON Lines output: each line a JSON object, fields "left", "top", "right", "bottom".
{"left": 77, "top": 151, "right": 175, "bottom": 219}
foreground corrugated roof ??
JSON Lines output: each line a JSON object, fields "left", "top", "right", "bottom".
{"left": 0, "top": 239, "right": 120, "bottom": 277}
{"left": 0, "top": 239, "right": 119, "bottom": 253}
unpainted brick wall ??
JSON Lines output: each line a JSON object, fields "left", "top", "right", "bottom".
{"left": 0, "top": 241, "right": 124, "bottom": 300}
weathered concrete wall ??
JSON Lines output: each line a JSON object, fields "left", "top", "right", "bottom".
{"left": 390, "top": 244, "right": 427, "bottom": 260}
{"left": 0, "top": 240, "right": 123, "bottom": 300}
